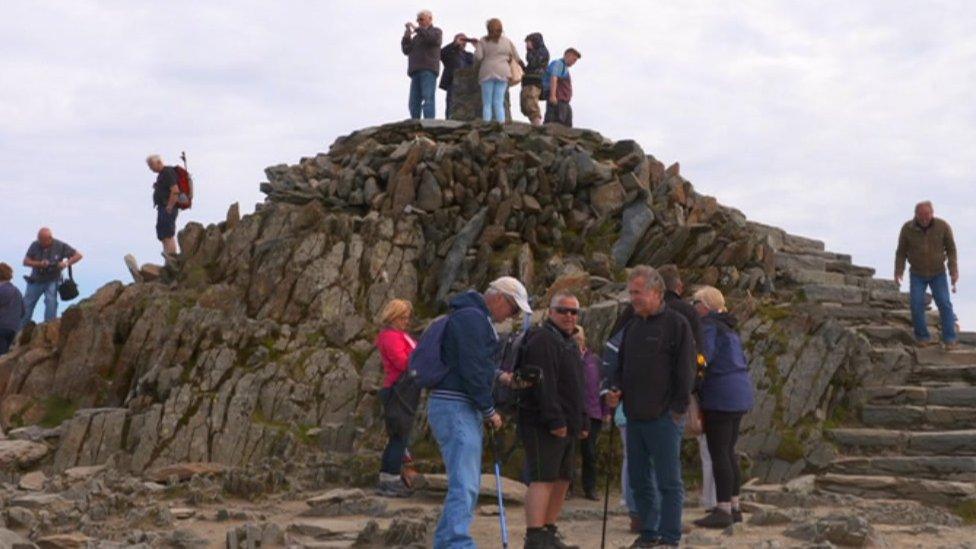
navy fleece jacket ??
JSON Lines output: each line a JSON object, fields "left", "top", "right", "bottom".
{"left": 431, "top": 291, "right": 499, "bottom": 417}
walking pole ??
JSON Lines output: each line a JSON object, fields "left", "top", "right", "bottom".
{"left": 489, "top": 428, "right": 510, "bottom": 549}
{"left": 600, "top": 407, "right": 616, "bottom": 549}
{"left": 180, "top": 150, "right": 188, "bottom": 170}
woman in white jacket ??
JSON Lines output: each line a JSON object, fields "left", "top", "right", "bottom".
{"left": 474, "top": 18, "right": 523, "bottom": 122}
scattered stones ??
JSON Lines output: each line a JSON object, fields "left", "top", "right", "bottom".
{"left": 424, "top": 473, "right": 527, "bottom": 504}
{"left": 784, "top": 514, "right": 886, "bottom": 547}
{"left": 146, "top": 462, "right": 226, "bottom": 483}
{"left": 0, "top": 440, "right": 49, "bottom": 470}
{"left": 35, "top": 533, "right": 92, "bottom": 549}
{"left": 0, "top": 528, "right": 35, "bottom": 549}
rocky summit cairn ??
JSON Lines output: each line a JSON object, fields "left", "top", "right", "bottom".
{"left": 0, "top": 120, "right": 973, "bottom": 526}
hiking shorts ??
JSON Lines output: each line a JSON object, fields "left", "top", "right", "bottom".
{"left": 156, "top": 207, "right": 179, "bottom": 240}
{"left": 520, "top": 419, "right": 575, "bottom": 482}
{"left": 520, "top": 85, "right": 542, "bottom": 121}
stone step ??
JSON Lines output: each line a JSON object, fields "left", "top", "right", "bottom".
{"left": 859, "top": 325, "right": 916, "bottom": 346}
{"left": 909, "top": 364, "right": 976, "bottom": 384}
{"left": 784, "top": 269, "right": 847, "bottom": 286}
{"left": 861, "top": 404, "right": 976, "bottom": 430}
{"left": 802, "top": 284, "right": 865, "bottom": 304}
{"left": 815, "top": 473, "right": 976, "bottom": 505}
{"left": 865, "top": 385, "right": 976, "bottom": 407}
{"left": 960, "top": 332, "right": 976, "bottom": 346}
{"left": 826, "top": 428, "right": 976, "bottom": 455}
{"left": 826, "top": 455, "right": 976, "bottom": 482}
{"left": 916, "top": 346, "right": 976, "bottom": 366}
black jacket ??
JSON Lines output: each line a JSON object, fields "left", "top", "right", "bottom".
{"left": 153, "top": 167, "right": 178, "bottom": 208}
{"left": 439, "top": 44, "right": 474, "bottom": 91}
{"left": 517, "top": 320, "right": 587, "bottom": 434}
{"left": 664, "top": 290, "right": 704, "bottom": 355}
{"left": 522, "top": 33, "right": 549, "bottom": 87}
{"left": 613, "top": 304, "right": 696, "bottom": 420}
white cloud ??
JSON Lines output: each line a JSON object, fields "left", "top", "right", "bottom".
{"left": 1, "top": 0, "right": 974, "bottom": 329}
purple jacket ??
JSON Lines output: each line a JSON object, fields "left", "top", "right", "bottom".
{"left": 581, "top": 349, "right": 610, "bottom": 421}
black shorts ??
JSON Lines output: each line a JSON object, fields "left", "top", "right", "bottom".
{"left": 156, "top": 207, "right": 179, "bottom": 240}
{"left": 520, "top": 420, "right": 575, "bottom": 482}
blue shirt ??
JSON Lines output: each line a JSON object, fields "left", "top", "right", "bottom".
{"left": 542, "top": 59, "right": 570, "bottom": 95}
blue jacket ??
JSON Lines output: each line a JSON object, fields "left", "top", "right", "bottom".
{"left": 699, "top": 312, "right": 755, "bottom": 413}
{"left": 431, "top": 291, "right": 499, "bottom": 417}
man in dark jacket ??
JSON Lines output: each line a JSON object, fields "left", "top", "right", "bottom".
{"left": 428, "top": 276, "right": 531, "bottom": 548}
{"left": 607, "top": 266, "right": 696, "bottom": 548}
{"left": 657, "top": 264, "right": 704, "bottom": 355}
{"left": 147, "top": 154, "right": 181, "bottom": 258}
{"left": 401, "top": 9, "right": 443, "bottom": 120}
{"left": 439, "top": 33, "right": 475, "bottom": 119}
{"left": 895, "top": 200, "right": 959, "bottom": 349}
{"left": 518, "top": 292, "right": 587, "bottom": 549}
{"left": 520, "top": 32, "right": 549, "bottom": 126}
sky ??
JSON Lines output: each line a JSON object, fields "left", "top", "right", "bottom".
{"left": 2, "top": 1, "right": 974, "bottom": 328}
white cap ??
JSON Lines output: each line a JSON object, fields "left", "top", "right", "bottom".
{"left": 488, "top": 276, "right": 532, "bottom": 314}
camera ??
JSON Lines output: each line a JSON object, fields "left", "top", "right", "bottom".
{"left": 511, "top": 365, "right": 543, "bottom": 389}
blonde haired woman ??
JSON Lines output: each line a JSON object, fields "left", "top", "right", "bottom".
{"left": 375, "top": 298, "right": 418, "bottom": 497}
{"left": 474, "top": 18, "right": 523, "bottom": 122}
{"left": 691, "top": 286, "right": 755, "bottom": 529}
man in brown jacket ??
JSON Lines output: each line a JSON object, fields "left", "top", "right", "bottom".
{"left": 401, "top": 9, "right": 442, "bottom": 120}
{"left": 895, "top": 200, "right": 959, "bottom": 348}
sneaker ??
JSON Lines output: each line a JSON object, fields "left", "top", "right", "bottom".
{"left": 375, "top": 478, "right": 411, "bottom": 498}
{"left": 628, "top": 536, "right": 659, "bottom": 548}
{"left": 693, "top": 508, "right": 733, "bottom": 529}
{"left": 545, "top": 524, "right": 579, "bottom": 549}
{"left": 732, "top": 509, "right": 743, "bottom": 523}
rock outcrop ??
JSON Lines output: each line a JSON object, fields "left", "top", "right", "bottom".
{"left": 0, "top": 120, "right": 972, "bottom": 515}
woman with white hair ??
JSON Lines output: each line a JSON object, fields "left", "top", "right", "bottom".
{"left": 691, "top": 286, "right": 755, "bottom": 529}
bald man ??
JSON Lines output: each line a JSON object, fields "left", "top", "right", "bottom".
{"left": 21, "top": 227, "right": 83, "bottom": 327}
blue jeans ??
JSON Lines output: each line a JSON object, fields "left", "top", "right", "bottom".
{"left": 409, "top": 70, "right": 437, "bottom": 119}
{"left": 910, "top": 272, "right": 957, "bottom": 343}
{"left": 481, "top": 78, "right": 507, "bottom": 122}
{"left": 428, "top": 397, "right": 484, "bottom": 549}
{"left": 619, "top": 426, "right": 638, "bottom": 515}
{"left": 627, "top": 414, "right": 685, "bottom": 544}
{"left": 22, "top": 280, "right": 58, "bottom": 327}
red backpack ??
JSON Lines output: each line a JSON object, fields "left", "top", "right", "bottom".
{"left": 174, "top": 153, "right": 194, "bottom": 209}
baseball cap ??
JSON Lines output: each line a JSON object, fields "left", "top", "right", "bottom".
{"left": 488, "top": 276, "right": 532, "bottom": 314}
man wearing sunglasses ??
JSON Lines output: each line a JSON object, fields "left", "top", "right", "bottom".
{"left": 401, "top": 9, "right": 443, "bottom": 120}
{"left": 517, "top": 291, "right": 588, "bottom": 548}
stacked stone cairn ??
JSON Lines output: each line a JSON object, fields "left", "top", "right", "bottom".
{"left": 0, "top": 120, "right": 973, "bottom": 517}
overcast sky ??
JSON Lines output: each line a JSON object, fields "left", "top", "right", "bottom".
{"left": 2, "top": 1, "right": 974, "bottom": 328}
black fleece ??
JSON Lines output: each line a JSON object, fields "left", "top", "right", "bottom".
{"left": 517, "top": 320, "right": 587, "bottom": 434}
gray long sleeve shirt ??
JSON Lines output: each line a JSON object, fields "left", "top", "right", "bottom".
{"left": 401, "top": 26, "right": 443, "bottom": 76}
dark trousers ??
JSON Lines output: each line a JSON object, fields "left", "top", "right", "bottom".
{"left": 703, "top": 410, "right": 745, "bottom": 502}
{"left": 379, "top": 387, "right": 408, "bottom": 475}
{"left": 0, "top": 328, "right": 15, "bottom": 355}
{"left": 544, "top": 100, "right": 573, "bottom": 127}
{"left": 627, "top": 414, "right": 685, "bottom": 544}
{"left": 445, "top": 89, "right": 454, "bottom": 119}
{"left": 579, "top": 417, "right": 603, "bottom": 493}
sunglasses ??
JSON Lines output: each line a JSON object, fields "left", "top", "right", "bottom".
{"left": 552, "top": 306, "right": 579, "bottom": 316}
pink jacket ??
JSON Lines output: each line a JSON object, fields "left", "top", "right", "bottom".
{"left": 376, "top": 328, "right": 417, "bottom": 389}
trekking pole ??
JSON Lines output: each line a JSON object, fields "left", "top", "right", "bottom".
{"left": 489, "top": 427, "right": 510, "bottom": 549}
{"left": 180, "top": 151, "right": 188, "bottom": 170}
{"left": 601, "top": 407, "right": 616, "bottom": 549}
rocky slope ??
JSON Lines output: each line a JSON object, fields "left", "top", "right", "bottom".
{"left": 0, "top": 120, "right": 973, "bottom": 519}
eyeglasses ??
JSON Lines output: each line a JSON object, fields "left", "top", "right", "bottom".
{"left": 552, "top": 307, "right": 579, "bottom": 316}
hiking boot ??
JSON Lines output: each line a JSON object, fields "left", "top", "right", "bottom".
{"left": 545, "top": 524, "right": 578, "bottom": 549}
{"left": 628, "top": 536, "right": 660, "bottom": 548}
{"left": 375, "top": 473, "right": 411, "bottom": 498}
{"left": 523, "top": 527, "right": 548, "bottom": 549}
{"left": 732, "top": 509, "right": 743, "bottom": 523}
{"left": 693, "top": 508, "right": 733, "bottom": 529}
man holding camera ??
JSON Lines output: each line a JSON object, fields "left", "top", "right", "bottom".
{"left": 606, "top": 266, "right": 696, "bottom": 548}
{"left": 401, "top": 9, "right": 443, "bottom": 120}
{"left": 518, "top": 291, "right": 588, "bottom": 549}
{"left": 21, "top": 227, "right": 83, "bottom": 327}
